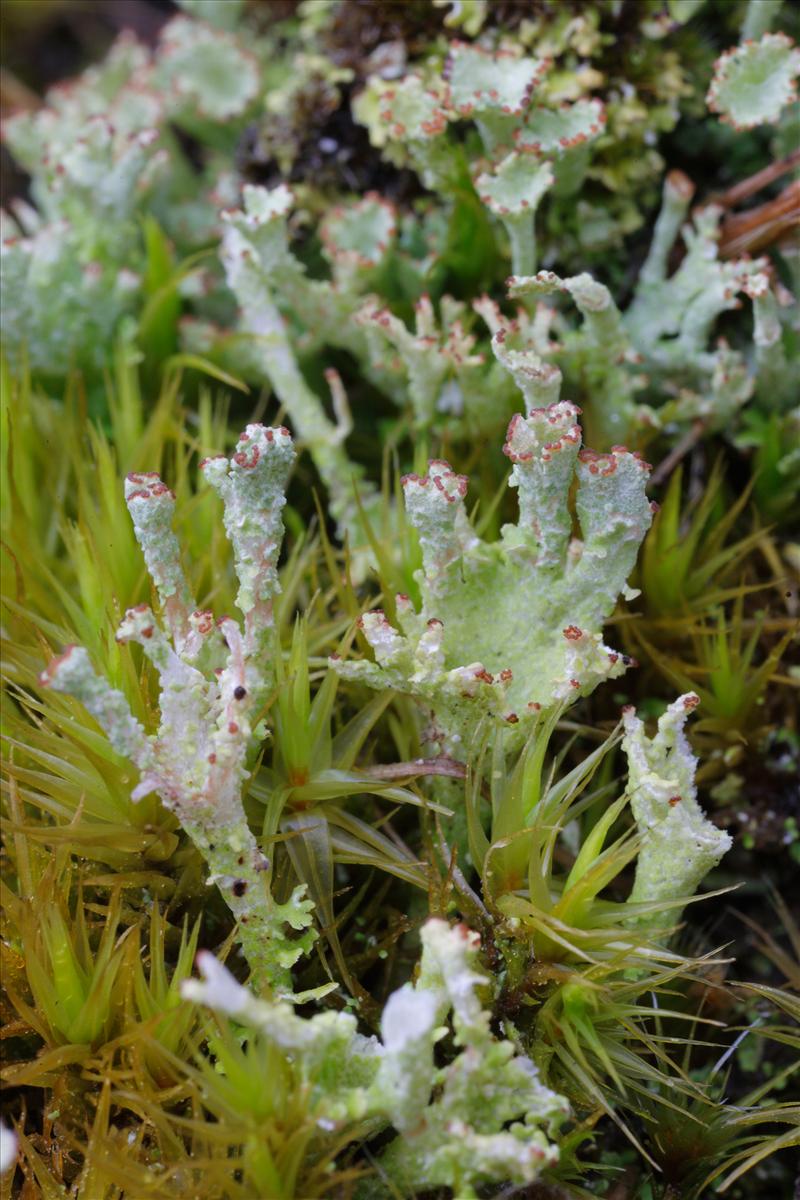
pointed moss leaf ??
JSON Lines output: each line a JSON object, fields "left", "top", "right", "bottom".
{"left": 707, "top": 33, "right": 800, "bottom": 129}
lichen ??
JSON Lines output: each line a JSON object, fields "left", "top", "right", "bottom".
{"left": 334, "top": 401, "right": 653, "bottom": 749}
{"left": 40, "top": 425, "right": 312, "bottom": 996}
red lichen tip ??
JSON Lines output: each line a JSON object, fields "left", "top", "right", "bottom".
{"left": 39, "top": 645, "right": 78, "bottom": 686}
{"left": 191, "top": 610, "right": 215, "bottom": 634}
{"left": 233, "top": 445, "right": 261, "bottom": 470}
{"left": 199, "top": 454, "right": 225, "bottom": 470}
{"left": 127, "top": 471, "right": 161, "bottom": 484}
{"left": 666, "top": 169, "right": 695, "bottom": 200}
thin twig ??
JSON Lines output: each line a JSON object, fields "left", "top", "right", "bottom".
{"left": 711, "top": 149, "right": 800, "bottom": 209}
{"left": 649, "top": 419, "right": 705, "bottom": 488}
{"left": 365, "top": 756, "right": 468, "bottom": 782}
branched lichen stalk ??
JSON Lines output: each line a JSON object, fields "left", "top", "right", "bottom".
{"left": 41, "top": 425, "right": 316, "bottom": 996}
{"left": 220, "top": 185, "right": 378, "bottom": 537}
{"left": 623, "top": 693, "right": 732, "bottom": 932}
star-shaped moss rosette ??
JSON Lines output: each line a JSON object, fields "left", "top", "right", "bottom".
{"left": 333, "top": 403, "right": 653, "bottom": 751}
{"left": 706, "top": 32, "right": 800, "bottom": 130}
{"left": 319, "top": 192, "right": 397, "bottom": 286}
{"left": 475, "top": 152, "right": 554, "bottom": 275}
{"left": 443, "top": 40, "right": 550, "bottom": 151}
{"left": 623, "top": 693, "right": 732, "bottom": 933}
{"left": 40, "top": 425, "right": 318, "bottom": 997}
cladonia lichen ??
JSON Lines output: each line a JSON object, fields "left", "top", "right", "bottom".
{"left": 623, "top": 693, "right": 733, "bottom": 929}
{"left": 40, "top": 425, "right": 315, "bottom": 996}
{"left": 182, "top": 918, "right": 569, "bottom": 1199}
{"left": 334, "top": 401, "right": 653, "bottom": 751}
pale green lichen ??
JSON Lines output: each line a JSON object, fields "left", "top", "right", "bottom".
{"left": 334, "top": 402, "right": 653, "bottom": 750}
{"left": 182, "top": 918, "right": 568, "bottom": 1199}
{"left": 444, "top": 41, "right": 548, "bottom": 152}
{"left": 40, "top": 425, "right": 313, "bottom": 996}
{"left": 0, "top": 12, "right": 256, "bottom": 376}
{"left": 475, "top": 153, "right": 554, "bottom": 275}
{"left": 356, "top": 292, "right": 487, "bottom": 430}
{"left": 706, "top": 32, "right": 800, "bottom": 130}
{"left": 320, "top": 191, "right": 397, "bottom": 283}
{"left": 218, "top": 185, "right": 379, "bottom": 536}
{"left": 514, "top": 97, "right": 607, "bottom": 156}
{"left": 507, "top": 171, "right": 776, "bottom": 442}
{"left": 155, "top": 15, "right": 260, "bottom": 123}
{"left": 623, "top": 693, "right": 732, "bottom": 927}
{"left": 176, "top": 0, "right": 246, "bottom": 30}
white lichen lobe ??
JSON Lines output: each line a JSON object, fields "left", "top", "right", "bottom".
{"left": 623, "top": 693, "right": 732, "bottom": 925}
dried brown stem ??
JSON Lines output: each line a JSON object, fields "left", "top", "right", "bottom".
{"left": 365, "top": 756, "right": 469, "bottom": 782}
{"left": 649, "top": 420, "right": 706, "bottom": 489}
{"left": 719, "top": 179, "right": 800, "bottom": 258}
{"left": 711, "top": 149, "right": 800, "bottom": 209}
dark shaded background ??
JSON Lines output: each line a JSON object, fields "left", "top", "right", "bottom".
{"left": 2, "top": 0, "right": 176, "bottom": 92}
{"left": 1, "top": 0, "right": 173, "bottom": 204}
